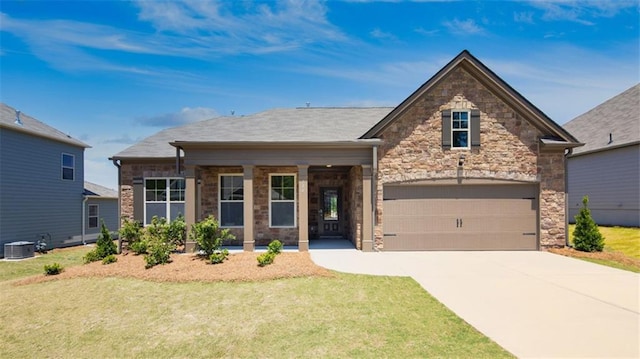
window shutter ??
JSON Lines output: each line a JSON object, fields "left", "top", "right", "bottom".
{"left": 133, "top": 177, "right": 144, "bottom": 223}
{"left": 441, "top": 110, "right": 451, "bottom": 147}
{"left": 471, "top": 109, "right": 481, "bottom": 147}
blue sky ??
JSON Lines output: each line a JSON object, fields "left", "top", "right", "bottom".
{"left": 1, "top": 0, "right": 638, "bottom": 190}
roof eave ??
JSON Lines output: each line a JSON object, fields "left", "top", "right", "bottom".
{"left": 568, "top": 141, "right": 639, "bottom": 157}
{"left": 0, "top": 122, "right": 91, "bottom": 148}
{"left": 169, "top": 139, "right": 383, "bottom": 148}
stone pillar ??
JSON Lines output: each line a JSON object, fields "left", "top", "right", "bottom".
{"left": 184, "top": 166, "right": 198, "bottom": 252}
{"left": 243, "top": 165, "right": 255, "bottom": 251}
{"left": 298, "top": 165, "right": 309, "bottom": 251}
{"left": 362, "top": 165, "right": 374, "bottom": 252}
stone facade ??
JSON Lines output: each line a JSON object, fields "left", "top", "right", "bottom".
{"left": 348, "top": 166, "right": 364, "bottom": 249}
{"left": 375, "top": 66, "right": 566, "bottom": 249}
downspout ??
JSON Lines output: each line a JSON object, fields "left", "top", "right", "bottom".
{"left": 111, "top": 159, "right": 122, "bottom": 253}
{"left": 175, "top": 146, "right": 183, "bottom": 175}
{"left": 564, "top": 148, "right": 573, "bottom": 247}
{"left": 372, "top": 145, "right": 378, "bottom": 252}
{"left": 82, "top": 196, "right": 88, "bottom": 245}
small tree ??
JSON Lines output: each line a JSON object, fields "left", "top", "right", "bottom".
{"left": 189, "top": 215, "right": 235, "bottom": 257}
{"left": 573, "top": 196, "right": 605, "bottom": 252}
{"left": 84, "top": 221, "right": 117, "bottom": 263}
{"left": 167, "top": 214, "right": 187, "bottom": 248}
{"left": 120, "top": 217, "right": 142, "bottom": 250}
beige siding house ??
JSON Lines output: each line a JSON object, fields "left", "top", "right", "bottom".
{"left": 564, "top": 84, "right": 639, "bottom": 227}
{"left": 111, "top": 51, "right": 581, "bottom": 252}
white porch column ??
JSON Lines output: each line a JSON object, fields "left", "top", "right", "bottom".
{"left": 298, "top": 165, "right": 309, "bottom": 251}
{"left": 243, "top": 165, "right": 255, "bottom": 251}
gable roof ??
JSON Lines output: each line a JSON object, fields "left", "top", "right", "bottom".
{"left": 0, "top": 103, "right": 90, "bottom": 148}
{"left": 362, "top": 50, "right": 580, "bottom": 148}
{"left": 83, "top": 181, "right": 118, "bottom": 198}
{"left": 563, "top": 84, "right": 639, "bottom": 156}
{"left": 112, "top": 107, "right": 392, "bottom": 159}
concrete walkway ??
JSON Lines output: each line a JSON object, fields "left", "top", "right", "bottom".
{"left": 310, "top": 242, "right": 640, "bottom": 358}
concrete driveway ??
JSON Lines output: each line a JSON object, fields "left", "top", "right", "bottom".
{"left": 310, "top": 245, "right": 640, "bottom": 358}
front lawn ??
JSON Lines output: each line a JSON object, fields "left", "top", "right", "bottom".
{"left": 1, "top": 247, "right": 512, "bottom": 358}
{"left": 0, "top": 245, "right": 92, "bottom": 281}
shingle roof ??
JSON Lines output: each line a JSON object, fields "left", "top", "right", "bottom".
{"left": 83, "top": 181, "right": 118, "bottom": 198}
{"left": 0, "top": 103, "right": 90, "bottom": 148}
{"left": 112, "top": 107, "right": 394, "bottom": 159}
{"left": 563, "top": 84, "right": 640, "bottom": 155}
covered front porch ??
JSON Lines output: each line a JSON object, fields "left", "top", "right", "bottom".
{"left": 177, "top": 142, "right": 378, "bottom": 252}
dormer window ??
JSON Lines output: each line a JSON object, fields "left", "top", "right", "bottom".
{"left": 441, "top": 109, "right": 481, "bottom": 149}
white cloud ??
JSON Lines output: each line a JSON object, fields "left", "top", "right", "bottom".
{"left": 370, "top": 28, "right": 397, "bottom": 41}
{"left": 527, "top": 0, "right": 637, "bottom": 25}
{"left": 136, "top": 107, "right": 219, "bottom": 127}
{"left": 443, "top": 18, "right": 485, "bottom": 36}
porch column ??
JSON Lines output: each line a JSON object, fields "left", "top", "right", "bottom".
{"left": 184, "top": 165, "right": 198, "bottom": 252}
{"left": 298, "top": 165, "right": 309, "bottom": 251}
{"left": 243, "top": 165, "right": 255, "bottom": 251}
{"left": 362, "top": 165, "right": 374, "bottom": 252}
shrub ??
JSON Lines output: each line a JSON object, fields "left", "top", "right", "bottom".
{"left": 44, "top": 262, "right": 64, "bottom": 275}
{"left": 189, "top": 215, "right": 235, "bottom": 256}
{"left": 142, "top": 216, "right": 176, "bottom": 269}
{"left": 209, "top": 249, "right": 229, "bottom": 264}
{"left": 129, "top": 240, "right": 148, "bottom": 255}
{"left": 120, "top": 217, "right": 142, "bottom": 250}
{"left": 167, "top": 214, "right": 187, "bottom": 248}
{"left": 257, "top": 252, "right": 275, "bottom": 267}
{"left": 102, "top": 254, "right": 118, "bottom": 265}
{"left": 84, "top": 221, "right": 118, "bottom": 263}
{"left": 573, "top": 196, "right": 605, "bottom": 252}
{"left": 267, "top": 239, "right": 283, "bottom": 255}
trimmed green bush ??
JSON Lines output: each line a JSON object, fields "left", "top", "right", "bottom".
{"left": 573, "top": 196, "right": 605, "bottom": 252}
{"left": 257, "top": 252, "right": 275, "bottom": 267}
{"left": 83, "top": 250, "right": 101, "bottom": 264}
{"left": 129, "top": 240, "right": 148, "bottom": 255}
{"left": 142, "top": 216, "right": 176, "bottom": 269}
{"left": 189, "top": 215, "right": 235, "bottom": 256}
{"left": 84, "top": 221, "right": 118, "bottom": 263}
{"left": 209, "top": 249, "right": 230, "bottom": 264}
{"left": 102, "top": 254, "right": 118, "bottom": 265}
{"left": 44, "top": 262, "right": 64, "bottom": 275}
{"left": 267, "top": 239, "right": 283, "bottom": 254}
{"left": 120, "top": 217, "right": 142, "bottom": 250}
{"left": 167, "top": 214, "right": 187, "bottom": 248}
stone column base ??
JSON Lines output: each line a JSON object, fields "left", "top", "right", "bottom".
{"left": 361, "top": 239, "right": 374, "bottom": 252}
{"left": 298, "top": 240, "right": 309, "bottom": 252}
{"left": 243, "top": 241, "right": 255, "bottom": 252}
{"left": 185, "top": 241, "right": 197, "bottom": 253}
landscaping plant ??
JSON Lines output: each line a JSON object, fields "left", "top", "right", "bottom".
{"left": 257, "top": 239, "right": 283, "bottom": 267}
{"left": 120, "top": 217, "right": 142, "bottom": 251}
{"left": 142, "top": 216, "right": 176, "bottom": 268}
{"left": 189, "top": 215, "right": 235, "bottom": 258}
{"left": 43, "top": 262, "right": 64, "bottom": 275}
{"left": 102, "top": 254, "right": 118, "bottom": 265}
{"left": 83, "top": 221, "right": 117, "bottom": 263}
{"left": 573, "top": 196, "right": 605, "bottom": 252}
{"left": 167, "top": 214, "right": 187, "bottom": 248}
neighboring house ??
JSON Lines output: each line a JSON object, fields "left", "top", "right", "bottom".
{"left": 563, "top": 84, "right": 639, "bottom": 227}
{"left": 0, "top": 103, "right": 112, "bottom": 256}
{"left": 82, "top": 181, "right": 119, "bottom": 240}
{"left": 111, "top": 50, "right": 581, "bottom": 252}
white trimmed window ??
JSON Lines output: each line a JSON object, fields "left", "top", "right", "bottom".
{"left": 451, "top": 111, "right": 470, "bottom": 149}
{"left": 219, "top": 174, "right": 244, "bottom": 227}
{"left": 144, "top": 178, "right": 185, "bottom": 225}
{"left": 62, "top": 153, "right": 75, "bottom": 180}
{"left": 88, "top": 204, "right": 99, "bottom": 229}
{"left": 269, "top": 174, "right": 296, "bottom": 227}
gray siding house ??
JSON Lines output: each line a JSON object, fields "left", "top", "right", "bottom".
{"left": 564, "top": 84, "right": 639, "bottom": 227}
{"left": 0, "top": 103, "right": 95, "bottom": 256}
{"left": 82, "top": 181, "right": 119, "bottom": 241}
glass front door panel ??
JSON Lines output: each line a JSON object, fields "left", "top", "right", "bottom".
{"left": 323, "top": 189, "right": 339, "bottom": 221}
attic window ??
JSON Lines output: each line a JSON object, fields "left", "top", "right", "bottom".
{"left": 442, "top": 109, "right": 481, "bottom": 149}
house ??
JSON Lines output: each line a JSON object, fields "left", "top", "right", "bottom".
{"left": 0, "top": 103, "right": 115, "bottom": 256}
{"left": 563, "top": 84, "right": 639, "bottom": 227}
{"left": 82, "top": 181, "right": 119, "bottom": 241}
{"left": 110, "top": 50, "right": 581, "bottom": 252}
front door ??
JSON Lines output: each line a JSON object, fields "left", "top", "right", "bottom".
{"left": 319, "top": 188, "right": 343, "bottom": 238}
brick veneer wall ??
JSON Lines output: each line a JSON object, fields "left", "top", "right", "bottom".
{"left": 253, "top": 166, "right": 299, "bottom": 246}
{"left": 199, "top": 166, "right": 244, "bottom": 244}
{"left": 375, "top": 66, "right": 566, "bottom": 249}
{"left": 119, "top": 161, "right": 178, "bottom": 224}
{"left": 348, "top": 166, "right": 364, "bottom": 249}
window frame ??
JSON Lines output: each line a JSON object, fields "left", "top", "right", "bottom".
{"left": 143, "top": 177, "right": 185, "bottom": 225}
{"left": 451, "top": 110, "right": 470, "bottom": 149}
{"left": 88, "top": 204, "right": 99, "bottom": 229}
{"left": 269, "top": 173, "right": 297, "bottom": 228}
{"left": 219, "top": 174, "right": 244, "bottom": 228}
{"left": 61, "top": 153, "right": 75, "bottom": 181}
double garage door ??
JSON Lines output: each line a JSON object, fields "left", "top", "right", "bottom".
{"left": 383, "top": 184, "right": 538, "bottom": 251}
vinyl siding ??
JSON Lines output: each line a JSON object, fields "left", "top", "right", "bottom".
{"left": 85, "top": 198, "right": 118, "bottom": 236}
{"left": 0, "top": 128, "right": 85, "bottom": 256}
{"left": 567, "top": 144, "right": 639, "bottom": 227}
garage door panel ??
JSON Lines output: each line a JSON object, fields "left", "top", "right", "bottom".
{"left": 382, "top": 184, "right": 538, "bottom": 251}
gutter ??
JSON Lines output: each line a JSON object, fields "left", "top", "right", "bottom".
{"left": 372, "top": 145, "right": 379, "bottom": 252}
{"left": 564, "top": 148, "right": 573, "bottom": 247}
{"left": 82, "top": 196, "right": 88, "bottom": 245}
{"left": 110, "top": 158, "right": 122, "bottom": 253}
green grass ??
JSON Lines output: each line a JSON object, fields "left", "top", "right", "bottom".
{"left": 576, "top": 258, "right": 640, "bottom": 273}
{"left": 0, "top": 247, "right": 512, "bottom": 358}
{"left": 0, "top": 246, "right": 92, "bottom": 281}
{"left": 569, "top": 225, "right": 640, "bottom": 258}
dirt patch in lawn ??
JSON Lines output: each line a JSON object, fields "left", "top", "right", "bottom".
{"left": 13, "top": 252, "right": 334, "bottom": 286}
{"left": 548, "top": 247, "right": 640, "bottom": 269}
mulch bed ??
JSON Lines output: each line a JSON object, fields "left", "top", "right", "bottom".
{"left": 548, "top": 247, "right": 640, "bottom": 269}
{"left": 13, "top": 252, "right": 334, "bottom": 286}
